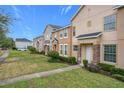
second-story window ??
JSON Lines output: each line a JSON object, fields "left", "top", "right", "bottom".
{"left": 64, "top": 29, "right": 68, "bottom": 38}
{"left": 60, "top": 31, "right": 63, "bottom": 39}
{"left": 54, "top": 34, "right": 57, "bottom": 38}
{"left": 73, "top": 26, "right": 76, "bottom": 36}
{"left": 104, "top": 14, "right": 116, "bottom": 31}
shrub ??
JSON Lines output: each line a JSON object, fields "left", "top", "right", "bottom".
{"left": 12, "top": 47, "right": 17, "bottom": 50}
{"left": 112, "top": 74, "right": 124, "bottom": 82}
{"left": 98, "top": 63, "right": 115, "bottom": 72}
{"left": 87, "top": 63, "right": 101, "bottom": 73}
{"left": 68, "top": 57, "right": 77, "bottom": 65}
{"left": 111, "top": 68, "right": 124, "bottom": 76}
{"left": 27, "top": 46, "right": 37, "bottom": 54}
{"left": 59, "top": 56, "right": 68, "bottom": 62}
{"left": 99, "top": 70, "right": 111, "bottom": 76}
{"left": 47, "top": 51, "right": 59, "bottom": 59}
{"left": 83, "top": 59, "right": 88, "bottom": 68}
{"left": 39, "top": 50, "right": 45, "bottom": 55}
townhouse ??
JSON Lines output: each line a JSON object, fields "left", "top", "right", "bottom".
{"left": 52, "top": 25, "right": 72, "bottom": 57}
{"left": 43, "top": 24, "right": 62, "bottom": 54}
{"left": 15, "top": 38, "right": 32, "bottom": 51}
{"left": 71, "top": 5, "right": 124, "bottom": 68}
{"left": 33, "top": 36, "right": 44, "bottom": 52}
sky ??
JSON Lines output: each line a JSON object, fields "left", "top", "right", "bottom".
{"left": 0, "top": 5, "right": 80, "bottom": 41}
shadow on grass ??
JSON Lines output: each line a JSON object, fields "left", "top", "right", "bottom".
{"left": 47, "top": 58, "right": 62, "bottom": 63}
{"left": 47, "top": 57, "right": 75, "bottom": 66}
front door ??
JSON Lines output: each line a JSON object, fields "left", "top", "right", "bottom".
{"left": 86, "top": 46, "right": 93, "bottom": 63}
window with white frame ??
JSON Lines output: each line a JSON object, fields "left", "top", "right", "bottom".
{"left": 104, "top": 14, "right": 116, "bottom": 31}
{"left": 104, "top": 44, "right": 116, "bottom": 63}
{"left": 64, "top": 44, "right": 68, "bottom": 55}
{"left": 64, "top": 29, "right": 68, "bottom": 38}
{"left": 60, "top": 44, "right": 63, "bottom": 54}
{"left": 60, "top": 31, "right": 63, "bottom": 39}
{"left": 73, "top": 45, "right": 78, "bottom": 51}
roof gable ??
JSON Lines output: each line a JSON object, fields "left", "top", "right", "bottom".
{"left": 71, "top": 5, "right": 85, "bottom": 21}
{"left": 43, "top": 24, "right": 62, "bottom": 34}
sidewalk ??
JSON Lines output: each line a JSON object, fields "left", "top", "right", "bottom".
{"left": 0, "top": 50, "right": 9, "bottom": 62}
{"left": 0, "top": 65, "right": 81, "bottom": 85}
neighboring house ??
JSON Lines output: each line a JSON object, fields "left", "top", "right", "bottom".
{"left": 43, "top": 24, "right": 62, "bottom": 54}
{"left": 33, "top": 36, "right": 44, "bottom": 52}
{"left": 52, "top": 25, "right": 72, "bottom": 57}
{"left": 71, "top": 5, "right": 124, "bottom": 68}
{"left": 15, "top": 38, "right": 32, "bottom": 50}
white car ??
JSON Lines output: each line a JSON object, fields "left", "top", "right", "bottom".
{"left": 17, "top": 48, "right": 27, "bottom": 51}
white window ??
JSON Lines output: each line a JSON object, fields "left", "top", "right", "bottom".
{"left": 54, "top": 34, "right": 57, "bottom": 38}
{"left": 60, "top": 44, "right": 63, "bottom": 54}
{"left": 64, "top": 44, "right": 68, "bottom": 55}
{"left": 60, "top": 31, "right": 63, "bottom": 39}
{"left": 64, "top": 29, "right": 68, "bottom": 38}
{"left": 104, "top": 14, "right": 116, "bottom": 31}
{"left": 104, "top": 44, "right": 116, "bottom": 63}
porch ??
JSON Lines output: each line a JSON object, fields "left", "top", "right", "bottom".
{"left": 76, "top": 32, "right": 102, "bottom": 64}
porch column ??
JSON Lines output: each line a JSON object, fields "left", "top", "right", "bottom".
{"left": 93, "top": 44, "right": 100, "bottom": 63}
{"left": 77, "top": 45, "right": 81, "bottom": 64}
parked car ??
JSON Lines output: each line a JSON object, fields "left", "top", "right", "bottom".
{"left": 17, "top": 48, "right": 27, "bottom": 51}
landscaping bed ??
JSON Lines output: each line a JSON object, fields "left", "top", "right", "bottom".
{"left": 82, "top": 59, "right": 124, "bottom": 82}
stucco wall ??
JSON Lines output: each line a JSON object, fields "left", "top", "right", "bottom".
{"left": 71, "top": 5, "right": 118, "bottom": 62}
{"left": 33, "top": 37, "right": 44, "bottom": 52}
{"left": 117, "top": 7, "right": 124, "bottom": 68}
{"left": 44, "top": 25, "right": 56, "bottom": 50}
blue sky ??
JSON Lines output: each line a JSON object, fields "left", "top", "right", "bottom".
{"left": 0, "top": 5, "right": 80, "bottom": 40}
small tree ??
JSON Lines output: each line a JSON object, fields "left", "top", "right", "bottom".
{"left": 1, "top": 37, "right": 15, "bottom": 49}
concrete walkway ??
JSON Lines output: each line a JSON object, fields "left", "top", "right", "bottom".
{"left": 0, "top": 50, "right": 9, "bottom": 62}
{"left": 0, "top": 65, "right": 81, "bottom": 85}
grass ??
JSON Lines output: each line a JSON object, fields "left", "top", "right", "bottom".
{"left": 0, "top": 50, "right": 3, "bottom": 56}
{"left": 0, "top": 50, "right": 69, "bottom": 80}
{"left": 1, "top": 68, "right": 124, "bottom": 88}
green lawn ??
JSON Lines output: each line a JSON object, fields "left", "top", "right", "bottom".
{"left": 0, "top": 50, "right": 69, "bottom": 80}
{"left": 0, "top": 50, "right": 3, "bottom": 56}
{"left": 1, "top": 68, "right": 124, "bottom": 88}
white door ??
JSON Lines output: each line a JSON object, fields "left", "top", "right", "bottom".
{"left": 86, "top": 46, "right": 93, "bottom": 63}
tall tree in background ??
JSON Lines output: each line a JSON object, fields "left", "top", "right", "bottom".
{"left": 0, "top": 9, "right": 15, "bottom": 48}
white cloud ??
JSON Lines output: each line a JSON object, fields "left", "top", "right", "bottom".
{"left": 60, "top": 5, "right": 72, "bottom": 16}
{"left": 61, "top": 7, "right": 65, "bottom": 15}
{"left": 64, "top": 6, "right": 72, "bottom": 14}
{"left": 11, "top": 5, "right": 23, "bottom": 19}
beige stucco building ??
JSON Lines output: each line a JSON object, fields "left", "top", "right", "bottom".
{"left": 43, "top": 24, "right": 62, "bottom": 54}
{"left": 52, "top": 25, "right": 72, "bottom": 57}
{"left": 33, "top": 36, "right": 44, "bottom": 52}
{"left": 71, "top": 5, "right": 124, "bottom": 68}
